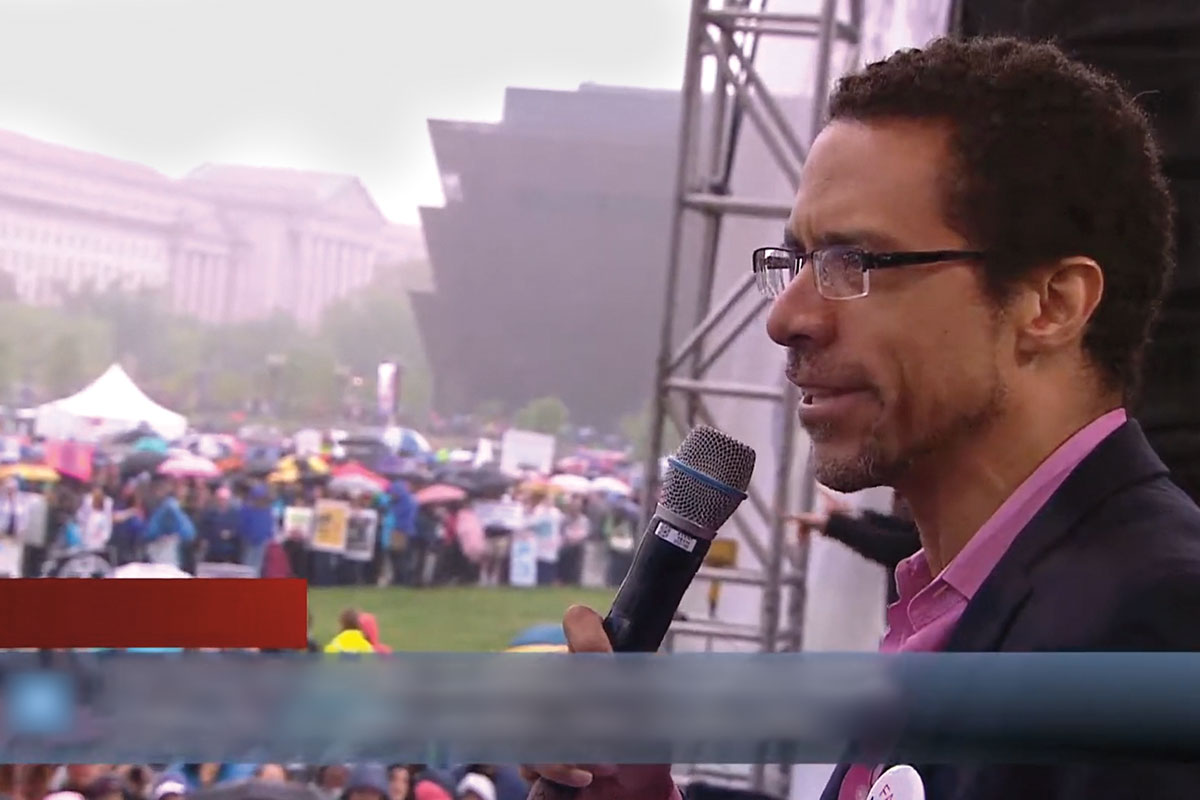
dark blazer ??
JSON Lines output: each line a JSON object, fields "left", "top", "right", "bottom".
{"left": 820, "top": 419, "right": 1200, "bottom": 800}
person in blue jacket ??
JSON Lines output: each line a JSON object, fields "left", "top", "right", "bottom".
{"left": 236, "top": 483, "right": 275, "bottom": 576}
{"left": 387, "top": 480, "right": 418, "bottom": 586}
{"left": 142, "top": 478, "right": 196, "bottom": 569}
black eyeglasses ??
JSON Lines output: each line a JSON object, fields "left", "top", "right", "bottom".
{"left": 752, "top": 245, "right": 986, "bottom": 300}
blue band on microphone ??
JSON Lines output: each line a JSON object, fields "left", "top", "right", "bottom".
{"left": 667, "top": 457, "right": 747, "bottom": 500}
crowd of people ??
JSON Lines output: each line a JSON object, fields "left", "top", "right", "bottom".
{"left": 0, "top": 443, "right": 643, "bottom": 589}
{"left": 0, "top": 762, "right": 530, "bottom": 800}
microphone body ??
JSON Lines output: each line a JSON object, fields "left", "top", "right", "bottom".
{"left": 602, "top": 509, "right": 714, "bottom": 653}
{"left": 528, "top": 426, "right": 756, "bottom": 800}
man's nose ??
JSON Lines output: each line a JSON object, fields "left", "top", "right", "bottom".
{"left": 765, "top": 264, "right": 834, "bottom": 349}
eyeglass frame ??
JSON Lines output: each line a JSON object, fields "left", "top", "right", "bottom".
{"left": 752, "top": 245, "right": 986, "bottom": 300}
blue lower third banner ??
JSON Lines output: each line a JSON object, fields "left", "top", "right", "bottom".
{"left": 1, "top": 652, "right": 1198, "bottom": 763}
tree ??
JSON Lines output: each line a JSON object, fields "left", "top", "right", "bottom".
{"left": 620, "top": 403, "right": 683, "bottom": 460}
{"left": 474, "top": 399, "right": 505, "bottom": 424}
{"left": 44, "top": 331, "right": 85, "bottom": 397}
{"left": 320, "top": 269, "right": 430, "bottom": 377}
{"left": 0, "top": 264, "right": 439, "bottom": 421}
{"left": 513, "top": 396, "right": 570, "bottom": 435}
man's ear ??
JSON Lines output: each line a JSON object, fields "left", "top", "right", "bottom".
{"left": 1012, "top": 256, "right": 1104, "bottom": 359}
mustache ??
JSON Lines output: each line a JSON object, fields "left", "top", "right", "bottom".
{"left": 785, "top": 350, "right": 876, "bottom": 391}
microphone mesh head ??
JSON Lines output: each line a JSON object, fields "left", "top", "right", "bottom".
{"left": 661, "top": 425, "right": 756, "bottom": 530}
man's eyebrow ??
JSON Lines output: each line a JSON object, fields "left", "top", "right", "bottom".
{"left": 781, "top": 228, "right": 803, "bottom": 249}
{"left": 810, "top": 229, "right": 905, "bottom": 250}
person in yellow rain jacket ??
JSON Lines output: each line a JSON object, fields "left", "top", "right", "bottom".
{"left": 324, "top": 608, "right": 375, "bottom": 653}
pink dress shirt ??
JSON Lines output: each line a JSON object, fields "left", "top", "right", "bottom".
{"left": 838, "top": 408, "right": 1127, "bottom": 800}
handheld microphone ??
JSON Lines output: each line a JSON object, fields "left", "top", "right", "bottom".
{"left": 601, "top": 424, "right": 756, "bottom": 652}
{"left": 529, "top": 425, "right": 756, "bottom": 800}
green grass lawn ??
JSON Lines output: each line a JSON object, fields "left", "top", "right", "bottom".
{"left": 308, "top": 586, "right": 615, "bottom": 652}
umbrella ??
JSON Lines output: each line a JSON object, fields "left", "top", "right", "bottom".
{"left": 243, "top": 445, "right": 283, "bottom": 475}
{"left": 132, "top": 436, "right": 169, "bottom": 454}
{"left": 466, "top": 465, "right": 517, "bottom": 495}
{"left": 329, "top": 473, "right": 386, "bottom": 496}
{"left": 591, "top": 475, "right": 632, "bottom": 496}
{"left": 275, "top": 454, "right": 330, "bottom": 476}
{"left": 0, "top": 463, "right": 58, "bottom": 483}
{"left": 267, "top": 466, "right": 299, "bottom": 484}
{"left": 415, "top": 484, "right": 468, "bottom": 506}
{"left": 550, "top": 473, "right": 593, "bottom": 494}
{"left": 110, "top": 423, "right": 158, "bottom": 445}
{"left": 332, "top": 462, "right": 387, "bottom": 490}
{"left": 377, "top": 453, "right": 434, "bottom": 482}
{"left": 509, "top": 622, "right": 568, "bottom": 648}
{"left": 158, "top": 453, "right": 220, "bottom": 479}
{"left": 396, "top": 427, "right": 432, "bottom": 455}
{"left": 111, "top": 562, "right": 192, "bottom": 579}
{"left": 506, "top": 643, "right": 569, "bottom": 653}
{"left": 119, "top": 450, "right": 169, "bottom": 478}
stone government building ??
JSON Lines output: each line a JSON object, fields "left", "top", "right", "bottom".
{"left": 0, "top": 130, "right": 428, "bottom": 327}
{"left": 418, "top": 84, "right": 700, "bottom": 430}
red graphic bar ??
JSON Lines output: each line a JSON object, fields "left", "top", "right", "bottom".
{"left": 0, "top": 579, "right": 307, "bottom": 649}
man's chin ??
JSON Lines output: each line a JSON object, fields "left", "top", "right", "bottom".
{"left": 808, "top": 440, "right": 887, "bottom": 493}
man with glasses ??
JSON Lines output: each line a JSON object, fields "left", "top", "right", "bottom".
{"left": 531, "top": 36, "right": 1200, "bottom": 800}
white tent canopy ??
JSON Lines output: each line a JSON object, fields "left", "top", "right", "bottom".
{"left": 34, "top": 364, "right": 188, "bottom": 442}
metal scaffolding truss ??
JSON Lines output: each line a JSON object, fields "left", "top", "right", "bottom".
{"left": 647, "top": 0, "right": 864, "bottom": 796}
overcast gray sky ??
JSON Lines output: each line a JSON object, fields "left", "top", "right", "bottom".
{"left": 0, "top": 0, "right": 690, "bottom": 223}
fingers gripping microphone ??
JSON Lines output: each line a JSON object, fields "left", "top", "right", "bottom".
{"left": 602, "top": 425, "right": 756, "bottom": 652}
{"left": 529, "top": 426, "right": 755, "bottom": 800}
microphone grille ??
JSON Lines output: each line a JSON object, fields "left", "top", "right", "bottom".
{"left": 661, "top": 425, "right": 756, "bottom": 530}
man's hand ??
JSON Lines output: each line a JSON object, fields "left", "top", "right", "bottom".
{"left": 523, "top": 605, "right": 678, "bottom": 800}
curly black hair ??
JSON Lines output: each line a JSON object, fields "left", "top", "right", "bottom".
{"left": 828, "top": 36, "right": 1175, "bottom": 395}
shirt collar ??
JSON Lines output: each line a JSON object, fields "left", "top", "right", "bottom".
{"left": 904, "top": 408, "right": 1128, "bottom": 600}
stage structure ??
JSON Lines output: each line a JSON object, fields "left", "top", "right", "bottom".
{"left": 648, "top": 1, "right": 862, "bottom": 796}
{"left": 646, "top": 1, "right": 954, "bottom": 797}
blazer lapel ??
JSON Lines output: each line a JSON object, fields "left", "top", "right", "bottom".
{"left": 944, "top": 420, "right": 1168, "bottom": 652}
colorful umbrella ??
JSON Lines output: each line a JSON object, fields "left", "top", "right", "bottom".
{"left": 505, "top": 643, "right": 568, "bottom": 653}
{"left": 332, "top": 462, "right": 387, "bottom": 490}
{"left": 591, "top": 475, "right": 632, "bottom": 496}
{"left": 132, "top": 436, "right": 169, "bottom": 454}
{"left": 329, "top": 473, "right": 386, "bottom": 496}
{"left": 549, "top": 473, "right": 593, "bottom": 494}
{"left": 158, "top": 453, "right": 220, "bottom": 479}
{"left": 509, "top": 622, "right": 568, "bottom": 649}
{"left": 414, "top": 484, "right": 468, "bottom": 506}
{"left": 396, "top": 428, "right": 432, "bottom": 455}
{"left": 328, "top": 462, "right": 387, "bottom": 495}
{"left": 0, "top": 463, "right": 58, "bottom": 483}
{"left": 275, "top": 454, "right": 330, "bottom": 476}
{"left": 112, "top": 562, "right": 192, "bottom": 579}
{"left": 267, "top": 466, "right": 300, "bottom": 484}
{"left": 119, "top": 450, "right": 169, "bottom": 478}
